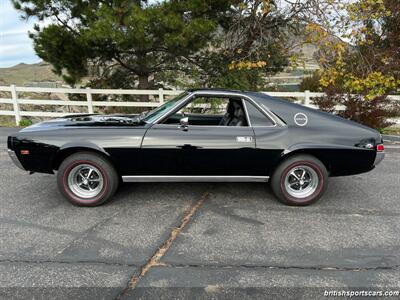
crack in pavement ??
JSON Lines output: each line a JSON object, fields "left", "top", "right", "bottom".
{"left": 2, "top": 258, "right": 398, "bottom": 272}
{"left": 56, "top": 211, "right": 122, "bottom": 256}
{"left": 1, "top": 214, "right": 142, "bottom": 259}
{"left": 232, "top": 207, "right": 400, "bottom": 217}
{"left": 0, "top": 217, "right": 79, "bottom": 237}
{"left": 159, "top": 263, "right": 400, "bottom": 272}
{"left": 115, "top": 191, "right": 209, "bottom": 299}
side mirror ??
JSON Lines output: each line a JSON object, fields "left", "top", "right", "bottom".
{"left": 179, "top": 117, "right": 189, "bottom": 131}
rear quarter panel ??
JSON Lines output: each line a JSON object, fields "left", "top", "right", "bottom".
{"left": 251, "top": 94, "right": 380, "bottom": 176}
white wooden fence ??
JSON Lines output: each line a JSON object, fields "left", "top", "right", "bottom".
{"left": 0, "top": 85, "right": 399, "bottom": 125}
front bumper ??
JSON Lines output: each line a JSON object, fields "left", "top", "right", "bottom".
{"left": 8, "top": 149, "right": 25, "bottom": 170}
{"left": 374, "top": 152, "right": 385, "bottom": 166}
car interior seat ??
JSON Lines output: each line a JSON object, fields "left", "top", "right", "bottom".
{"left": 229, "top": 101, "right": 246, "bottom": 126}
{"left": 219, "top": 99, "right": 246, "bottom": 126}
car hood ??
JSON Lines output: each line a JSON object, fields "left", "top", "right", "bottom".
{"left": 20, "top": 114, "right": 145, "bottom": 132}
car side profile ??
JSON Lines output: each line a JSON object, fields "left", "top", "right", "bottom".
{"left": 7, "top": 89, "right": 385, "bottom": 206}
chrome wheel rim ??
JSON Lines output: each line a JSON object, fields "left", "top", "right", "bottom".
{"left": 67, "top": 164, "right": 104, "bottom": 199}
{"left": 284, "top": 165, "right": 319, "bottom": 198}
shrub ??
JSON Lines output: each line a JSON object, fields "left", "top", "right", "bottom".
{"left": 299, "top": 72, "right": 322, "bottom": 92}
{"left": 314, "top": 93, "right": 400, "bottom": 131}
{"left": 19, "top": 118, "right": 33, "bottom": 127}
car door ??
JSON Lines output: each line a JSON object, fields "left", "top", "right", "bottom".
{"left": 140, "top": 96, "right": 257, "bottom": 176}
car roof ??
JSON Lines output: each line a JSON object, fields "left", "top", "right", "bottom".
{"left": 188, "top": 88, "right": 244, "bottom": 93}
{"left": 187, "top": 88, "right": 277, "bottom": 104}
{"left": 188, "top": 88, "right": 273, "bottom": 98}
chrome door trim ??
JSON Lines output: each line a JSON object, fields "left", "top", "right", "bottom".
{"left": 190, "top": 91, "right": 278, "bottom": 127}
{"left": 150, "top": 92, "right": 194, "bottom": 125}
{"left": 152, "top": 91, "right": 278, "bottom": 127}
{"left": 241, "top": 98, "right": 252, "bottom": 127}
{"left": 122, "top": 175, "right": 269, "bottom": 182}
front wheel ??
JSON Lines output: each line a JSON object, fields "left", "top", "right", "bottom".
{"left": 270, "top": 155, "right": 328, "bottom": 206}
{"left": 57, "top": 152, "right": 119, "bottom": 206}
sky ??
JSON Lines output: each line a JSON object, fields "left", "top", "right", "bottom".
{"left": 0, "top": 0, "right": 162, "bottom": 68}
{"left": 0, "top": 0, "right": 41, "bottom": 68}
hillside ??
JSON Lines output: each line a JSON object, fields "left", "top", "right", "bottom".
{"left": 0, "top": 62, "right": 64, "bottom": 86}
{"left": 0, "top": 42, "right": 320, "bottom": 90}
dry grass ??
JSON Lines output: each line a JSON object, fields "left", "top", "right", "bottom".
{"left": 0, "top": 62, "right": 62, "bottom": 86}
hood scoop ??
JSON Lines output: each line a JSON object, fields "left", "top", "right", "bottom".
{"left": 71, "top": 116, "right": 94, "bottom": 122}
{"left": 68, "top": 114, "right": 141, "bottom": 125}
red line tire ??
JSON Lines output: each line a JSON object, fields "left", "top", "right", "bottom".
{"left": 270, "top": 154, "right": 328, "bottom": 206}
{"left": 57, "top": 152, "right": 119, "bottom": 206}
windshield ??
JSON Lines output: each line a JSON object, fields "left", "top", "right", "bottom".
{"left": 142, "top": 92, "right": 189, "bottom": 123}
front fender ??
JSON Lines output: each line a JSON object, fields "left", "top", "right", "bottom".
{"left": 51, "top": 142, "right": 114, "bottom": 171}
{"left": 59, "top": 141, "right": 111, "bottom": 157}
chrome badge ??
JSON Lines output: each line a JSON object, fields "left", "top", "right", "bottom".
{"left": 294, "top": 113, "right": 308, "bottom": 126}
{"left": 236, "top": 136, "right": 253, "bottom": 143}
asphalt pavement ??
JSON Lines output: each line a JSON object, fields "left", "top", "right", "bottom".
{"left": 1, "top": 127, "right": 400, "bottom": 299}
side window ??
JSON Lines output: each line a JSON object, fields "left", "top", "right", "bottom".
{"left": 162, "top": 96, "right": 249, "bottom": 127}
{"left": 181, "top": 97, "right": 229, "bottom": 115}
{"left": 245, "top": 100, "right": 275, "bottom": 126}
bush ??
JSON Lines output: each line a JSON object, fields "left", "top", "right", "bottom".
{"left": 299, "top": 72, "right": 321, "bottom": 92}
{"left": 314, "top": 93, "right": 400, "bottom": 131}
{"left": 19, "top": 118, "right": 33, "bottom": 127}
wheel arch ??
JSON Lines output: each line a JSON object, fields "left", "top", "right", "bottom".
{"left": 273, "top": 148, "right": 333, "bottom": 175}
{"left": 52, "top": 144, "right": 117, "bottom": 174}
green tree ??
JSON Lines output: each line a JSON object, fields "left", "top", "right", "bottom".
{"left": 160, "top": 0, "right": 294, "bottom": 90}
{"left": 14, "top": 0, "right": 353, "bottom": 91}
{"left": 13, "top": 0, "right": 232, "bottom": 88}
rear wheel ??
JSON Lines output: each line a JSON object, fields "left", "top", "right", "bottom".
{"left": 57, "top": 152, "right": 119, "bottom": 206}
{"left": 270, "top": 155, "right": 328, "bottom": 206}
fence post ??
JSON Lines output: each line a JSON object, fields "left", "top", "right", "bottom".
{"left": 86, "top": 88, "right": 94, "bottom": 114}
{"left": 10, "top": 84, "right": 21, "bottom": 125}
{"left": 158, "top": 88, "right": 164, "bottom": 104}
{"left": 304, "top": 90, "right": 311, "bottom": 107}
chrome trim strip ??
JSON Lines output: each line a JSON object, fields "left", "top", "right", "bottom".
{"left": 152, "top": 92, "right": 194, "bottom": 125}
{"left": 8, "top": 149, "right": 25, "bottom": 170}
{"left": 374, "top": 152, "right": 385, "bottom": 166}
{"left": 122, "top": 175, "right": 269, "bottom": 183}
{"left": 191, "top": 91, "right": 277, "bottom": 127}
{"left": 242, "top": 96, "right": 278, "bottom": 127}
{"left": 241, "top": 98, "right": 252, "bottom": 127}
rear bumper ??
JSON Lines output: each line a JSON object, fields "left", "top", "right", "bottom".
{"left": 8, "top": 149, "right": 25, "bottom": 170}
{"left": 374, "top": 152, "right": 385, "bottom": 166}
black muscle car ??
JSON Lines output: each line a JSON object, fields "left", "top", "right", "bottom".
{"left": 7, "top": 89, "right": 385, "bottom": 206}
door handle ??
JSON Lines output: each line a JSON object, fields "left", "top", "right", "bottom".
{"left": 179, "top": 117, "right": 189, "bottom": 131}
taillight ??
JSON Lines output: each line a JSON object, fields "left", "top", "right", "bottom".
{"left": 376, "top": 144, "right": 384, "bottom": 152}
